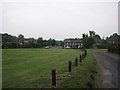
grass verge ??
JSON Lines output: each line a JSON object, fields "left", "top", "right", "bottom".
{"left": 58, "top": 53, "right": 98, "bottom": 88}
{"left": 87, "top": 49, "right": 107, "bottom": 52}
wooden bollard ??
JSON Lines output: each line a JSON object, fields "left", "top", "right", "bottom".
{"left": 75, "top": 58, "right": 78, "bottom": 66}
{"left": 52, "top": 69, "right": 56, "bottom": 86}
{"left": 69, "top": 61, "right": 72, "bottom": 72}
{"left": 81, "top": 54, "right": 83, "bottom": 60}
{"left": 82, "top": 54, "right": 84, "bottom": 60}
{"left": 85, "top": 52, "right": 86, "bottom": 57}
{"left": 80, "top": 55, "right": 82, "bottom": 62}
{"left": 84, "top": 53, "right": 86, "bottom": 58}
{"left": 85, "top": 50, "right": 87, "bottom": 56}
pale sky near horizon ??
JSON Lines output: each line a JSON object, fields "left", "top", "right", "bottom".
{"left": 0, "top": 0, "right": 119, "bottom": 40}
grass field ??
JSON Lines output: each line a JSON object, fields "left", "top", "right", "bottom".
{"left": 3, "top": 49, "right": 85, "bottom": 88}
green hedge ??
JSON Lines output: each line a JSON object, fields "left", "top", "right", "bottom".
{"left": 108, "top": 42, "right": 120, "bottom": 54}
{"left": 95, "top": 44, "right": 107, "bottom": 49}
{"left": 2, "top": 42, "right": 44, "bottom": 49}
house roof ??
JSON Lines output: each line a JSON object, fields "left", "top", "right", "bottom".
{"left": 94, "top": 38, "right": 102, "bottom": 43}
{"left": 64, "top": 38, "right": 82, "bottom": 43}
{"left": 107, "top": 35, "right": 120, "bottom": 41}
{"left": 24, "top": 38, "right": 34, "bottom": 40}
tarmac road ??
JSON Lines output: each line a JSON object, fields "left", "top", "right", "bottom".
{"left": 88, "top": 51, "right": 119, "bottom": 88}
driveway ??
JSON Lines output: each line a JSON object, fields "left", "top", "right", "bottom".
{"left": 88, "top": 51, "right": 119, "bottom": 88}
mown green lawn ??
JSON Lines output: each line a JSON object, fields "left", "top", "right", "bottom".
{"left": 3, "top": 49, "right": 84, "bottom": 88}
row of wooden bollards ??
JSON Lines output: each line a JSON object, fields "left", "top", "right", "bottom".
{"left": 51, "top": 50, "right": 87, "bottom": 86}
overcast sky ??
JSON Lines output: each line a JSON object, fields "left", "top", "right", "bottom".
{"left": 0, "top": 0, "right": 119, "bottom": 40}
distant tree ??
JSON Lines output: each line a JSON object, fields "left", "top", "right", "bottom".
{"left": 106, "top": 37, "right": 109, "bottom": 40}
{"left": 37, "top": 37, "right": 43, "bottom": 43}
{"left": 107, "top": 33, "right": 119, "bottom": 41}
{"left": 82, "top": 30, "right": 101, "bottom": 48}
{"left": 89, "top": 31, "right": 95, "bottom": 37}
{"left": 18, "top": 34, "right": 24, "bottom": 40}
{"left": 52, "top": 39, "right": 57, "bottom": 46}
{"left": 82, "top": 34, "right": 86, "bottom": 39}
{"left": 56, "top": 40, "right": 64, "bottom": 46}
{"left": 48, "top": 38, "right": 57, "bottom": 46}
{"left": 2, "top": 33, "right": 17, "bottom": 43}
{"left": 48, "top": 38, "right": 53, "bottom": 45}
{"left": 82, "top": 37, "right": 95, "bottom": 48}
{"left": 108, "top": 33, "right": 118, "bottom": 39}
{"left": 82, "top": 34, "right": 88, "bottom": 38}
{"left": 42, "top": 40, "right": 49, "bottom": 46}
{"left": 11, "top": 43, "right": 17, "bottom": 48}
{"left": 113, "top": 33, "right": 118, "bottom": 36}
{"left": 94, "top": 34, "right": 101, "bottom": 39}
{"left": 2, "top": 33, "right": 61, "bottom": 48}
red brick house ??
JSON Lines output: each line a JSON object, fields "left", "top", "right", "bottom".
{"left": 107, "top": 35, "right": 120, "bottom": 43}
{"left": 64, "top": 38, "right": 83, "bottom": 49}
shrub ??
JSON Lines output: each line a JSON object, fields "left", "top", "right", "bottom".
{"left": 95, "top": 44, "right": 107, "bottom": 49}
{"left": 108, "top": 42, "right": 120, "bottom": 54}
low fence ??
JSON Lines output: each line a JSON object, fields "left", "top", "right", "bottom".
{"left": 51, "top": 50, "right": 87, "bottom": 86}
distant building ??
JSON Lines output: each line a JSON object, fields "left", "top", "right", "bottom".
{"left": 17, "top": 38, "right": 37, "bottom": 44}
{"left": 24, "top": 38, "right": 37, "bottom": 44}
{"left": 94, "top": 38, "right": 102, "bottom": 44}
{"left": 64, "top": 38, "right": 83, "bottom": 49}
{"left": 107, "top": 35, "right": 120, "bottom": 43}
{"left": 17, "top": 40, "right": 24, "bottom": 45}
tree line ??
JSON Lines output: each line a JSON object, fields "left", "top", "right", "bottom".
{"left": 82, "top": 31, "right": 105, "bottom": 49}
{"left": 82, "top": 31, "right": 120, "bottom": 52}
{"left": 1, "top": 33, "right": 64, "bottom": 49}
{"left": 1, "top": 32, "right": 120, "bottom": 54}
{"left": 107, "top": 33, "right": 120, "bottom": 54}
{"left": 82, "top": 31, "right": 120, "bottom": 54}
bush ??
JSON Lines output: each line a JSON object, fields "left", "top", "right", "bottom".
{"left": 108, "top": 42, "right": 120, "bottom": 54}
{"left": 95, "top": 44, "right": 107, "bottom": 49}
{"left": 2, "top": 42, "right": 18, "bottom": 48}
{"left": 2, "top": 42, "right": 43, "bottom": 49}
{"left": 82, "top": 37, "right": 95, "bottom": 48}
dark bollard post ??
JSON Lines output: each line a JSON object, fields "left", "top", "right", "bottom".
{"left": 80, "top": 55, "right": 82, "bottom": 62}
{"left": 52, "top": 69, "right": 56, "bottom": 86}
{"left": 69, "top": 61, "right": 72, "bottom": 72}
{"left": 84, "top": 50, "right": 86, "bottom": 57}
{"left": 75, "top": 57, "right": 78, "bottom": 66}
{"left": 82, "top": 54, "right": 84, "bottom": 60}
{"left": 84, "top": 52, "right": 86, "bottom": 58}
{"left": 86, "top": 50, "right": 87, "bottom": 55}
{"left": 85, "top": 52, "right": 86, "bottom": 57}
{"left": 85, "top": 50, "right": 87, "bottom": 56}
{"left": 81, "top": 54, "right": 83, "bottom": 60}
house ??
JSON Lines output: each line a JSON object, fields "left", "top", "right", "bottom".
{"left": 64, "top": 38, "right": 83, "bottom": 49}
{"left": 94, "top": 38, "right": 102, "bottom": 44}
{"left": 106, "top": 35, "right": 120, "bottom": 43}
{"left": 24, "top": 38, "right": 37, "bottom": 44}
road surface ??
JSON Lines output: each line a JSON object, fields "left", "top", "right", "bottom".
{"left": 88, "top": 51, "right": 119, "bottom": 88}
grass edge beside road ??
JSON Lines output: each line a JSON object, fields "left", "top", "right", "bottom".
{"left": 87, "top": 49, "right": 107, "bottom": 52}
{"left": 57, "top": 52, "right": 98, "bottom": 88}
